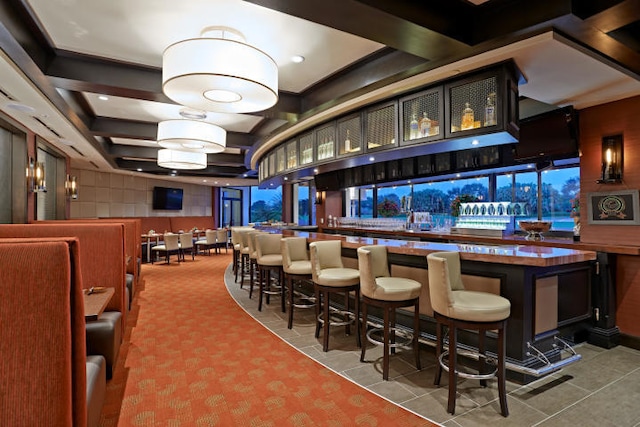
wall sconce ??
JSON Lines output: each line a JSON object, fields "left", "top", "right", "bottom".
{"left": 65, "top": 174, "right": 78, "bottom": 199}
{"left": 26, "top": 157, "right": 47, "bottom": 193}
{"left": 598, "top": 134, "right": 623, "bottom": 184}
{"left": 315, "top": 190, "right": 324, "bottom": 205}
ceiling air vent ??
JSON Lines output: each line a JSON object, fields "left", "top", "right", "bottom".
{"left": 89, "top": 161, "right": 100, "bottom": 169}
{"left": 32, "top": 116, "right": 62, "bottom": 138}
{"left": 0, "top": 86, "right": 17, "bottom": 101}
{"left": 70, "top": 145, "right": 85, "bottom": 157}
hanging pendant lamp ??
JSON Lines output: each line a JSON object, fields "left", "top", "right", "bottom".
{"left": 157, "top": 119, "right": 226, "bottom": 153}
{"left": 157, "top": 149, "right": 207, "bottom": 170}
{"left": 162, "top": 27, "right": 278, "bottom": 113}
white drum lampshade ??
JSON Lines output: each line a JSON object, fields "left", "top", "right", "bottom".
{"left": 157, "top": 149, "right": 207, "bottom": 170}
{"left": 157, "top": 120, "right": 226, "bottom": 153}
{"left": 162, "top": 27, "right": 278, "bottom": 114}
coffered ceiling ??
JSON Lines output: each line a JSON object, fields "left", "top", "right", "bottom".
{"left": 0, "top": 0, "right": 639, "bottom": 187}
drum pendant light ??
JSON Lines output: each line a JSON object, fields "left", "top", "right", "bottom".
{"left": 157, "top": 119, "right": 226, "bottom": 153}
{"left": 162, "top": 27, "right": 278, "bottom": 113}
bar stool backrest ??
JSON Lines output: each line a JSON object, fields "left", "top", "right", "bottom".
{"left": 357, "top": 245, "right": 390, "bottom": 298}
{"left": 256, "top": 233, "right": 283, "bottom": 258}
{"left": 309, "top": 240, "right": 344, "bottom": 282}
{"left": 281, "top": 237, "right": 309, "bottom": 271}
{"left": 426, "top": 251, "right": 465, "bottom": 317}
{"left": 215, "top": 229, "right": 227, "bottom": 245}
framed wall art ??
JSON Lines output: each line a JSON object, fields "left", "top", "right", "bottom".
{"left": 587, "top": 190, "right": 639, "bottom": 225}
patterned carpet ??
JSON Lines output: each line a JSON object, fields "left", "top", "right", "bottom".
{"left": 100, "top": 253, "right": 437, "bottom": 426}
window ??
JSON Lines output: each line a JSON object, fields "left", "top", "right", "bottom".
{"left": 250, "top": 186, "right": 282, "bottom": 223}
{"left": 514, "top": 170, "right": 538, "bottom": 219}
{"left": 541, "top": 167, "right": 580, "bottom": 231}
{"left": 376, "top": 186, "right": 409, "bottom": 218}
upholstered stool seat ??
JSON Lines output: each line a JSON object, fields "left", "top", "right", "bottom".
{"left": 281, "top": 237, "right": 315, "bottom": 329}
{"left": 310, "top": 240, "right": 361, "bottom": 352}
{"left": 358, "top": 245, "right": 421, "bottom": 380}
{"left": 256, "top": 233, "right": 285, "bottom": 312}
{"left": 427, "top": 251, "right": 510, "bottom": 417}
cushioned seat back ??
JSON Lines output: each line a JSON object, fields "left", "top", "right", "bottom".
{"left": 164, "top": 233, "right": 180, "bottom": 251}
{"left": 240, "top": 230, "right": 251, "bottom": 251}
{"left": 205, "top": 229, "right": 217, "bottom": 244}
{"left": 427, "top": 251, "right": 464, "bottom": 316}
{"left": 256, "top": 233, "right": 283, "bottom": 258}
{"left": 216, "top": 229, "right": 227, "bottom": 245}
{"left": 281, "top": 237, "right": 309, "bottom": 273}
{"left": 309, "top": 240, "right": 344, "bottom": 282}
{"left": 179, "top": 232, "right": 193, "bottom": 249}
{"left": 248, "top": 231, "right": 262, "bottom": 258}
{"left": 357, "top": 245, "right": 390, "bottom": 298}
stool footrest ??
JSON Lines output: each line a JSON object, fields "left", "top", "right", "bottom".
{"left": 438, "top": 350, "right": 497, "bottom": 381}
{"left": 317, "top": 309, "right": 356, "bottom": 328}
{"left": 366, "top": 327, "right": 413, "bottom": 349}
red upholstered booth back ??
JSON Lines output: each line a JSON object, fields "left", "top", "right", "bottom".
{"left": 35, "top": 218, "right": 141, "bottom": 284}
{"left": 169, "top": 216, "right": 215, "bottom": 232}
{"left": 0, "top": 238, "right": 87, "bottom": 427}
{"left": 0, "top": 223, "right": 126, "bottom": 330}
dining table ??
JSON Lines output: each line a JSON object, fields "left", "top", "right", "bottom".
{"left": 84, "top": 287, "right": 115, "bottom": 321}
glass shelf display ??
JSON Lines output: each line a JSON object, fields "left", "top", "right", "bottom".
{"left": 448, "top": 76, "right": 497, "bottom": 134}
{"left": 276, "top": 146, "right": 285, "bottom": 173}
{"left": 337, "top": 114, "right": 362, "bottom": 156}
{"left": 400, "top": 88, "right": 443, "bottom": 145}
{"left": 365, "top": 102, "right": 397, "bottom": 151}
{"left": 299, "top": 133, "right": 314, "bottom": 165}
{"left": 315, "top": 124, "right": 335, "bottom": 161}
{"left": 451, "top": 202, "right": 528, "bottom": 237}
{"left": 268, "top": 152, "right": 276, "bottom": 178}
{"left": 286, "top": 139, "right": 298, "bottom": 170}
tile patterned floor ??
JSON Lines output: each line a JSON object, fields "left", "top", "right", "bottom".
{"left": 225, "top": 267, "right": 640, "bottom": 427}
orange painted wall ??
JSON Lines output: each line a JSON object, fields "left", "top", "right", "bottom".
{"left": 578, "top": 95, "right": 640, "bottom": 336}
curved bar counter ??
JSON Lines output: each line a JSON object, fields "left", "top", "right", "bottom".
{"left": 282, "top": 230, "right": 598, "bottom": 383}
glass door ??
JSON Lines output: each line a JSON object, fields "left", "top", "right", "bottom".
{"left": 221, "top": 188, "right": 242, "bottom": 227}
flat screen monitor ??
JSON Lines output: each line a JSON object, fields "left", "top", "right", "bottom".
{"left": 514, "top": 106, "right": 579, "bottom": 161}
{"left": 152, "top": 186, "right": 183, "bottom": 210}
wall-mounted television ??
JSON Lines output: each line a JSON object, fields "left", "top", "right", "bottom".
{"left": 314, "top": 172, "right": 341, "bottom": 191}
{"left": 152, "top": 186, "right": 183, "bottom": 210}
{"left": 514, "top": 106, "right": 579, "bottom": 162}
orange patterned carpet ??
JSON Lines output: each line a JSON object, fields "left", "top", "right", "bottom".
{"left": 101, "top": 253, "right": 437, "bottom": 426}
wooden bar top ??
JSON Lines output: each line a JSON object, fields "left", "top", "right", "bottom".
{"left": 285, "top": 231, "right": 596, "bottom": 267}
{"left": 318, "top": 226, "right": 640, "bottom": 255}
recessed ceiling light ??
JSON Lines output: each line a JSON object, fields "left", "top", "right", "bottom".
{"left": 243, "top": 173, "right": 248, "bottom": 177}
{"left": 369, "top": 156, "right": 375, "bottom": 162}
{"left": 313, "top": 169, "right": 318, "bottom": 173}
{"left": 214, "top": 181, "right": 218, "bottom": 184}
{"left": 456, "top": 173, "right": 461, "bottom": 178}
{"left": 283, "top": 176, "right": 288, "bottom": 180}
{"left": 203, "top": 179, "right": 207, "bottom": 182}
{"left": 291, "top": 55, "right": 305, "bottom": 63}
{"left": 471, "top": 139, "right": 479, "bottom": 145}
{"left": 136, "top": 168, "right": 142, "bottom": 172}
{"left": 98, "top": 95, "right": 109, "bottom": 101}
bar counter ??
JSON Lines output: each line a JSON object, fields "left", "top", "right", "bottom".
{"left": 281, "top": 229, "right": 598, "bottom": 383}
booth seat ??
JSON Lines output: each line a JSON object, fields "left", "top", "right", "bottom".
{"left": 0, "top": 224, "right": 126, "bottom": 378}
{"left": 0, "top": 237, "right": 101, "bottom": 427}
{"left": 36, "top": 219, "right": 141, "bottom": 308}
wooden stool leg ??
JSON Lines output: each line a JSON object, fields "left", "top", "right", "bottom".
{"left": 382, "top": 305, "right": 390, "bottom": 380}
{"left": 479, "top": 327, "right": 487, "bottom": 387}
{"left": 498, "top": 323, "right": 509, "bottom": 417}
{"left": 390, "top": 308, "right": 396, "bottom": 355}
{"left": 360, "top": 300, "right": 368, "bottom": 362}
{"left": 280, "top": 268, "right": 285, "bottom": 313}
{"left": 448, "top": 324, "right": 458, "bottom": 415}
{"left": 322, "top": 289, "right": 331, "bottom": 352}
{"left": 354, "top": 288, "right": 361, "bottom": 348}
{"left": 413, "top": 300, "right": 421, "bottom": 371}
{"left": 287, "top": 275, "right": 294, "bottom": 329}
{"left": 314, "top": 287, "right": 321, "bottom": 338}
{"left": 434, "top": 320, "right": 443, "bottom": 386}
{"left": 344, "top": 291, "right": 351, "bottom": 336}
{"left": 258, "top": 267, "right": 264, "bottom": 311}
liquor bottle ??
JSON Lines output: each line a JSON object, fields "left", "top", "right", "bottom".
{"left": 419, "top": 112, "right": 431, "bottom": 137}
{"left": 461, "top": 102, "right": 474, "bottom": 130}
{"left": 344, "top": 129, "right": 351, "bottom": 152}
{"left": 409, "top": 114, "right": 419, "bottom": 140}
{"left": 484, "top": 93, "right": 496, "bottom": 126}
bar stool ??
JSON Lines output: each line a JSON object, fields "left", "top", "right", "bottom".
{"left": 238, "top": 230, "right": 252, "bottom": 287}
{"left": 256, "top": 233, "right": 285, "bottom": 312}
{"left": 357, "top": 245, "right": 421, "bottom": 380}
{"left": 426, "top": 251, "right": 510, "bottom": 417}
{"left": 247, "top": 231, "right": 264, "bottom": 298}
{"left": 309, "top": 240, "right": 361, "bottom": 352}
{"left": 281, "top": 237, "right": 315, "bottom": 329}
{"left": 231, "top": 228, "right": 244, "bottom": 280}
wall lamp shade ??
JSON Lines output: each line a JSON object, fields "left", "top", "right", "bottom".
{"left": 65, "top": 174, "right": 78, "bottom": 199}
{"left": 598, "top": 134, "right": 623, "bottom": 183}
{"left": 26, "top": 158, "right": 46, "bottom": 192}
{"left": 162, "top": 29, "right": 278, "bottom": 114}
{"left": 157, "top": 120, "right": 226, "bottom": 153}
{"left": 157, "top": 149, "right": 207, "bottom": 170}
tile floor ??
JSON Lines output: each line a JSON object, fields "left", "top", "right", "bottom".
{"left": 225, "top": 267, "right": 640, "bottom": 426}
